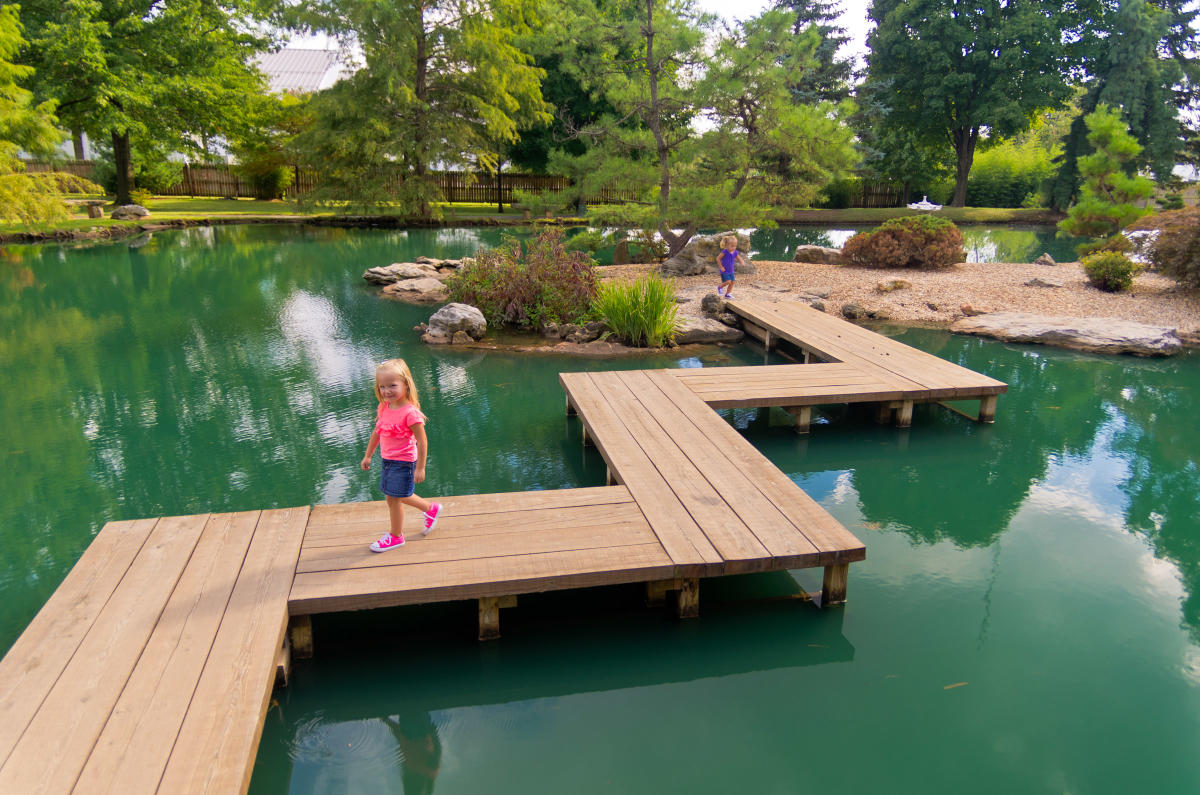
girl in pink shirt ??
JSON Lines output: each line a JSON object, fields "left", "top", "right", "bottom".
{"left": 360, "top": 359, "right": 443, "bottom": 552}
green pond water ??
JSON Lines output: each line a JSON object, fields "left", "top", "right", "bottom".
{"left": 1, "top": 225, "right": 1198, "bottom": 793}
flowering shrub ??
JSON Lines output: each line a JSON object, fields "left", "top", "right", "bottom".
{"left": 446, "top": 227, "right": 598, "bottom": 328}
{"left": 1081, "top": 251, "right": 1138, "bottom": 292}
{"left": 841, "top": 215, "right": 965, "bottom": 270}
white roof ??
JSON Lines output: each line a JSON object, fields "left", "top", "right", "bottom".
{"left": 256, "top": 48, "right": 343, "bottom": 94}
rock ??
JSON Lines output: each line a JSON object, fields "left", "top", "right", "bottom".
{"left": 566, "top": 322, "right": 607, "bottom": 344}
{"left": 421, "top": 332, "right": 450, "bottom": 345}
{"left": 415, "top": 256, "right": 442, "bottom": 265}
{"left": 876, "top": 279, "right": 912, "bottom": 293}
{"left": 926, "top": 302, "right": 940, "bottom": 312}
{"left": 674, "top": 316, "right": 745, "bottom": 344}
{"left": 110, "top": 204, "right": 150, "bottom": 220}
{"left": 413, "top": 322, "right": 429, "bottom": 333}
{"left": 871, "top": 307, "right": 892, "bottom": 320}
{"left": 559, "top": 323, "right": 582, "bottom": 340}
{"left": 700, "top": 293, "right": 726, "bottom": 317}
{"left": 1034, "top": 253, "right": 1057, "bottom": 266}
{"left": 950, "top": 312, "right": 1182, "bottom": 356}
{"left": 428, "top": 302, "right": 487, "bottom": 339}
{"left": 363, "top": 262, "right": 441, "bottom": 284}
{"left": 674, "top": 295, "right": 691, "bottom": 304}
{"left": 382, "top": 277, "right": 449, "bottom": 303}
{"left": 451, "top": 330, "right": 473, "bottom": 345}
{"left": 717, "top": 312, "right": 740, "bottom": 327}
{"left": 805, "top": 299, "right": 826, "bottom": 312}
{"left": 841, "top": 303, "right": 867, "bottom": 320}
{"left": 960, "top": 304, "right": 988, "bottom": 317}
{"left": 660, "top": 231, "right": 757, "bottom": 276}
{"left": 792, "top": 245, "right": 843, "bottom": 265}
{"left": 1024, "top": 277, "right": 1064, "bottom": 288}
{"left": 542, "top": 321, "right": 562, "bottom": 340}
{"left": 800, "top": 287, "right": 831, "bottom": 299}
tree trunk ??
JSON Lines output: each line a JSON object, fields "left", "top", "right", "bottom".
{"left": 414, "top": 13, "right": 431, "bottom": 218}
{"left": 71, "top": 128, "right": 86, "bottom": 161}
{"left": 951, "top": 126, "right": 979, "bottom": 207}
{"left": 495, "top": 163, "right": 503, "bottom": 214}
{"left": 902, "top": 181, "right": 912, "bottom": 206}
{"left": 111, "top": 129, "right": 133, "bottom": 205}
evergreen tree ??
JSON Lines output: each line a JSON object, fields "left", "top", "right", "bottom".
{"left": 774, "top": 0, "right": 854, "bottom": 104}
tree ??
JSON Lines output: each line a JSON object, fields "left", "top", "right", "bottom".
{"left": 18, "top": 0, "right": 277, "bottom": 205}
{"left": 1046, "top": 0, "right": 1195, "bottom": 209}
{"left": 287, "top": 0, "right": 549, "bottom": 217}
{"left": 0, "top": 6, "right": 97, "bottom": 223}
{"left": 851, "top": 75, "right": 948, "bottom": 204}
{"left": 1058, "top": 104, "right": 1153, "bottom": 253}
{"left": 865, "top": 0, "right": 1073, "bottom": 206}
{"left": 774, "top": 0, "right": 855, "bottom": 104}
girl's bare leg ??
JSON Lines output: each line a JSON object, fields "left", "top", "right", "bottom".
{"left": 386, "top": 495, "right": 405, "bottom": 537}
{"left": 400, "top": 494, "right": 432, "bottom": 514}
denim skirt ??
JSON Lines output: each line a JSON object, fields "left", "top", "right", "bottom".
{"left": 380, "top": 458, "right": 416, "bottom": 498}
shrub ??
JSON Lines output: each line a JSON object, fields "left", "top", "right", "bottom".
{"left": 593, "top": 273, "right": 679, "bottom": 347}
{"left": 1145, "top": 207, "right": 1200, "bottom": 287}
{"left": 445, "top": 227, "right": 597, "bottom": 328}
{"left": 1081, "top": 251, "right": 1139, "bottom": 292}
{"left": 1157, "top": 192, "right": 1185, "bottom": 211}
{"left": 841, "top": 215, "right": 965, "bottom": 270}
{"left": 967, "top": 143, "right": 1056, "bottom": 208}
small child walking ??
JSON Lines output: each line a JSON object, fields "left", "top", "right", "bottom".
{"left": 360, "top": 359, "right": 442, "bottom": 552}
{"left": 716, "top": 235, "right": 748, "bottom": 299}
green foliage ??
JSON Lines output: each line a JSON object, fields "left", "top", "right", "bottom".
{"left": 592, "top": 273, "right": 679, "bottom": 347}
{"left": 445, "top": 227, "right": 597, "bottom": 328}
{"left": 231, "top": 94, "right": 309, "bottom": 200}
{"left": 966, "top": 139, "right": 1058, "bottom": 208}
{"left": 775, "top": 0, "right": 854, "bottom": 104}
{"left": 288, "top": 0, "right": 549, "bottom": 217}
{"left": 1144, "top": 207, "right": 1200, "bottom": 288}
{"left": 841, "top": 215, "right": 965, "bottom": 270}
{"left": 1058, "top": 105, "right": 1153, "bottom": 257}
{"left": 1158, "top": 192, "right": 1184, "bottom": 211}
{"left": 1081, "top": 250, "right": 1139, "bottom": 292}
{"left": 817, "top": 177, "right": 855, "bottom": 209}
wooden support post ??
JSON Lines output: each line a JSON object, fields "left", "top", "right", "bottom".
{"left": 275, "top": 634, "right": 292, "bottom": 688}
{"left": 478, "top": 597, "right": 501, "bottom": 641}
{"left": 676, "top": 578, "right": 699, "bottom": 618}
{"left": 821, "top": 564, "right": 849, "bottom": 607}
{"left": 802, "top": 350, "right": 811, "bottom": 364}
{"left": 764, "top": 331, "right": 774, "bottom": 351}
{"left": 582, "top": 424, "right": 592, "bottom": 446}
{"left": 289, "top": 614, "right": 313, "bottom": 659}
{"left": 606, "top": 466, "right": 618, "bottom": 486}
{"left": 895, "top": 400, "right": 914, "bottom": 429}
{"left": 978, "top": 395, "right": 997, "bottom": 423}
{"left": 565, "top": 396, "right": 576, "bottom": 416}
{"left": 645, "top": 578, "right": 679, "bottom": 607}
{"left": 874, "top": 403, "right": 893, "bottom": 425}
{"left": 784, "top": 405, "right": 812, "bottom": 435}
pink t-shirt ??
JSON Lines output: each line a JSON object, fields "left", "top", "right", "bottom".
{"left": 375, "top": 402, "right": 425, "bottom": 462}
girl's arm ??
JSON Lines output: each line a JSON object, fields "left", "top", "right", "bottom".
{"left": 738, "top": 251, "right": 749, "bottom": 267}
{"left": 361, "top": 429, "right": 380, "bottom": 470}
{"left": 412, "top": 423, "right": 429, "bottom": 484}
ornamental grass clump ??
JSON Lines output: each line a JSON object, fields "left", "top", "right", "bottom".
{"left": 593, "top": 273, "right": 679, "bottom": 348}
{"left": 841, "top": 215, "right": 965, "bottom": 270}
{"left": 1081, "top": 251, "right": 1139, "bottom": 292}
{"left": 445, "top": 227, "right": 597, "bottom": 328}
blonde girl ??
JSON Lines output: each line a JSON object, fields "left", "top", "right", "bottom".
{"left": 360, "top": 359, "right": 442, "bottom": 551}
{"left": 716, "top": 235, "right": 748, "bottom": 299}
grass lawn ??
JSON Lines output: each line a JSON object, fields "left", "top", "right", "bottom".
{"left": 784, "top": 207, "right": 1065, "bottom": 224}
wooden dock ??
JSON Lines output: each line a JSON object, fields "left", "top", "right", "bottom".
{"left": 0, "top": 305, "right": 1007, "bottom": 793}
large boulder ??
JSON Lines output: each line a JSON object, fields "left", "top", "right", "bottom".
{"left": 661, "top": 231, "right": 756, "bottom": 276}
{"left": 950, "top": 312, "right": 1182, "bottom": 356}
{"left": 792, "top": 245, "right": 843, "bottom": 265}
{"left": 674, "top": 316, "right": 745, "bottom": 344}
{"left": 111, "top": 204, "right": 150, "bottom": 220}
{"left": 1033, "top": 253, "right": 1057, "bottom": 266}
{"left": 363, "top": 262, "right": 441, "bottom": 284}
{"left": 428, "top": 303, "right": 487, "bottom": 340}
{"left": 381, "top": 277, "right": 449, "bottom": 303}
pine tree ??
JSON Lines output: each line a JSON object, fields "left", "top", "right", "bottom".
{"left": 774, "top": 0, "right": 854, "bottom": 104}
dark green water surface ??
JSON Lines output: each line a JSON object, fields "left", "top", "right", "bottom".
{"left": 1, "top": 225, "right": 1198, "bottom": 794}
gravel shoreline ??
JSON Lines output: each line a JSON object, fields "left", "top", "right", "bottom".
{"left": 599, "top": 260, "right": 1200, "bottom": 345}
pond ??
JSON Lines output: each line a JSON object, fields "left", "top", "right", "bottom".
{"left": 1, "top": 225, "right": 1197, "bottom": 793}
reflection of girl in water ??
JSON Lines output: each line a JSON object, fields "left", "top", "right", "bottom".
{"left": 385, "top": 710, "right": 442, "bottom": 795}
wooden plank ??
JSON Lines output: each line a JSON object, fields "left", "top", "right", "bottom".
{"left": 0, "top": 518, "right": 157, "bottom": 771}
{"left": 303, "top": 500, "right": 644, "bottom": 552}
{"left": 298, "top": 513, "right": 655, "bottom": 575}
{"left": 616, "top": 370, "right": 822, "bottom": 566}
{"left": 72, "top": 512, "right": 262, "bottom": 795}
{"left": 647, "top": 370, "right": 865, "bottom": 564}
{"left": 0, "top": 514, "right": 210, "bottom": 795}
{"left": 559, "top": 372, "right": 721, "bottom": 571}
{"left": 156, "top": 506, "right": 310, "bottom": 795}
{"left": 589, "top": 371, "right": 771, "bottom": 569}
{"left": 290, "top": 543, "right": 675, "bottom": 615}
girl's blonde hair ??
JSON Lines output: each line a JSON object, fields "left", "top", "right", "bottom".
{"left": 721, "top": 235, "right": 738, "bottom": 249}
{"left": 374, "top": 358, "right": 421, "bottom": 410}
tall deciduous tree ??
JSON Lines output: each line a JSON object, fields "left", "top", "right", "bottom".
{"left": 287, "top": 0, "right": 549, "bottom": 217}
{"left": 18, "top": 0, "right": 277, "bottom": 205}
{"left": 864, "top": 0, "right": 1072, "bottom": 206}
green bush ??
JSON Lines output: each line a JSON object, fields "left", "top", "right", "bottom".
{"left": 1081, "top": 251, "right": 1139, "bottom": 292}
{"left": 841, "top": 215, "right": 965, "bottom": 269}
{"left": 966, "top": 143, "right": 1056, "bottom": 208}
{"left": 1157, "top": 192, "right": 1185, "bottom": 211}
{"left": 445, "top": 227, "right": 597, "bottom": 328}
{"left": 1146, "top": 207, "right": 1200, "bottom": 288}
{"left": 818, "top": 177, "right": 856, "bottom": 209}
{"left": 593, "top": 273, "right": 679, "bottom": 347}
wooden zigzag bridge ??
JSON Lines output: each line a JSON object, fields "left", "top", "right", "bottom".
{"left": 0, "top": 299, "right": 1006, "bottom": 794}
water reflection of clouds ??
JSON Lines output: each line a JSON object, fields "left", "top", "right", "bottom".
{"left": 279, "top": 291, "right": 371, "bottom": 390}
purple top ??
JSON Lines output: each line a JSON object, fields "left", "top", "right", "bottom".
{"left": 720, "top": 249, "right": 737, "bottom": 272}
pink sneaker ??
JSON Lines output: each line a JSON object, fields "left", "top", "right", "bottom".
{"left": 422, "top": 503, "right": 443, "bottom": 536}
{"left": 370, "top": 532, "right": 405, "bottom": 552}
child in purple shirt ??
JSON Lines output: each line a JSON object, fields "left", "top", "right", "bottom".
{"left": 716, "top": 235, "right": 748, "bottom": 299}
